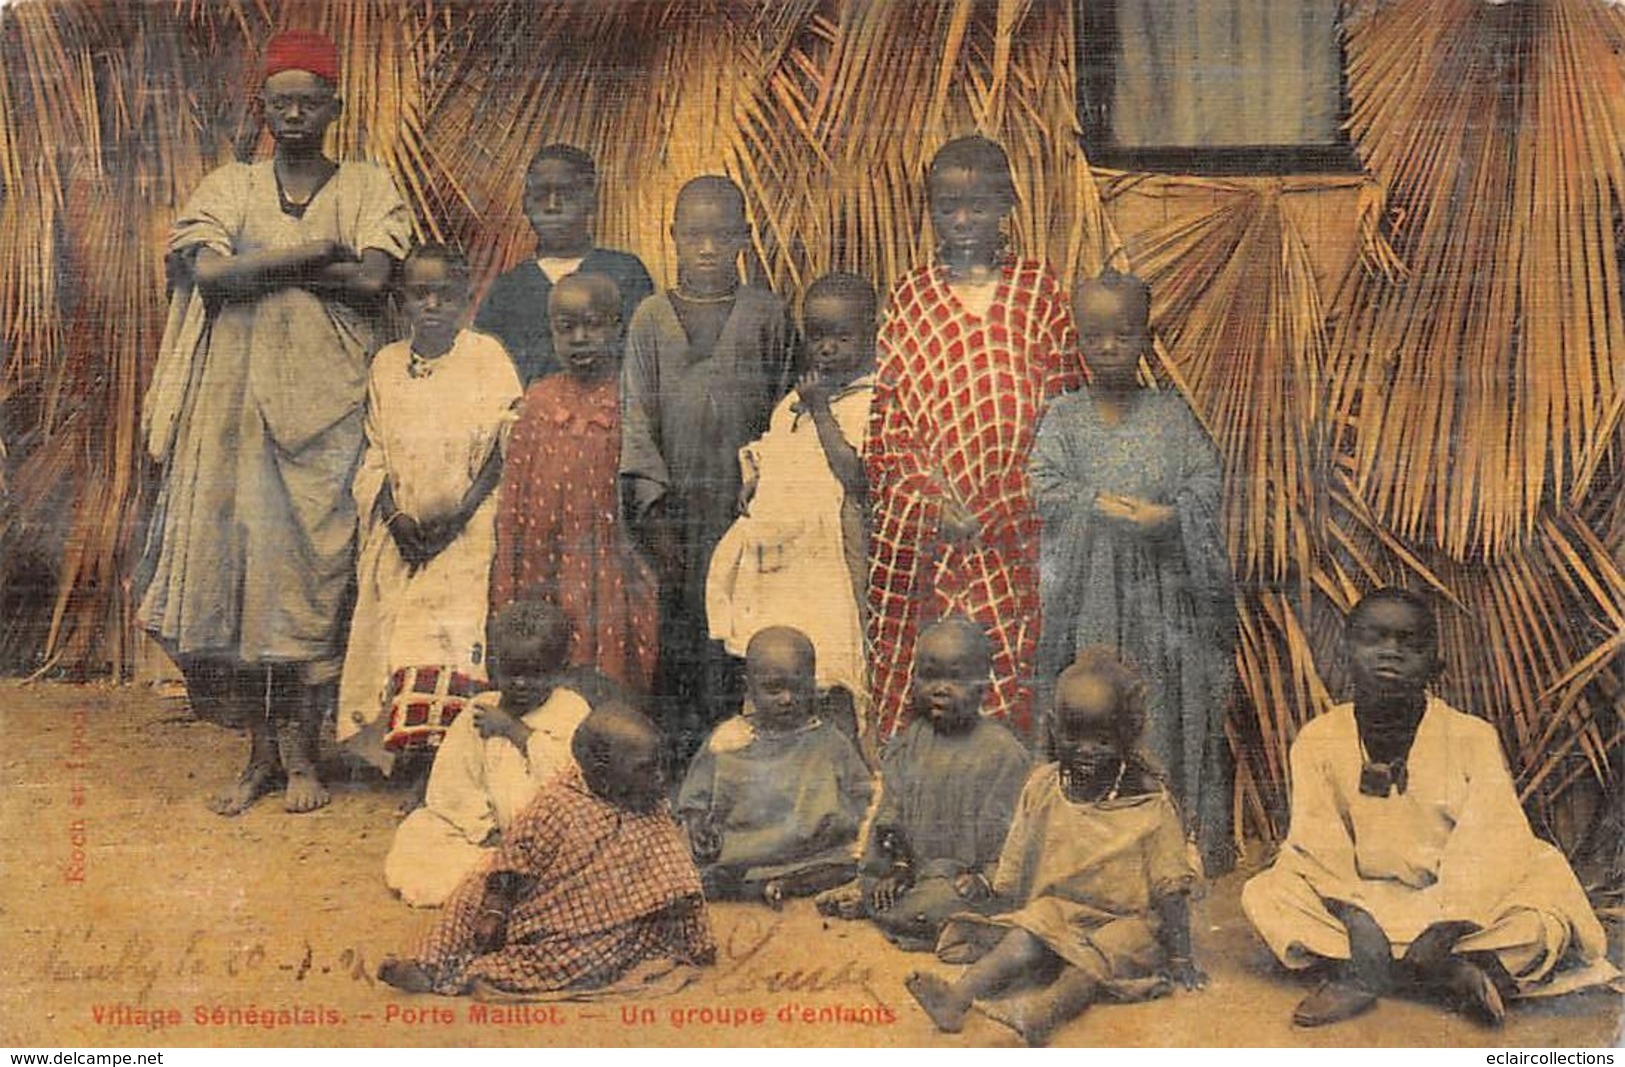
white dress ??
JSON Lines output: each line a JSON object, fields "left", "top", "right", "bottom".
{"left": 337, "top": 329, "right": 521, "bottom": 766}
{"left": 707, "top": 375, "right": 873, "bottom": 703}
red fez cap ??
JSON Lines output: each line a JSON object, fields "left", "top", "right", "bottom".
{"left": 262, "top": 31, "right": 340, "bottom": 87}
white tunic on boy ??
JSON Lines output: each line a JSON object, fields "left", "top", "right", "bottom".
{"left": 385, "top": 687, "right": 591, "bottom": 907}
{"left": 1243, "top": 697, "right": 1618, "bottom": 996}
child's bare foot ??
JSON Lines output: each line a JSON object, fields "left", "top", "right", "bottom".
{"left": 207, "top": 759, "right": 280, "bottom": 817}
{"left": 284, "top": 769, "right": 331, "bottom": 813}
{"left": 1292, "top": 978, "right": 1378, "bottom": 1027}
{"left": 378, "top": 957, "right": 434, "bottom": 993}
{"left": 905, "top": 971, "right": 968, "bottom": 1033}
{"left": 395, "top": 766, "right": 430, "bottom": 816}
{"left": 1440, "top": 957, "right": 1504, "bottom": 1026}
{"left": 980, "top": 990, "right": 1060, "bottom": 1047}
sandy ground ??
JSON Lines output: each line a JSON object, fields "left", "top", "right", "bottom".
{"left": 1, "top": 679, "right": 1619, "bottom": 1049}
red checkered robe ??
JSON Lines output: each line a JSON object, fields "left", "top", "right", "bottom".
{"left": 408, "top": 765, "right": 715, "bottom": 996}
{"left": 491, "top": 373, "right": 658, "bottom": 693}
{"left": 866, "top": 261, "right": 1078, "bottom": 739}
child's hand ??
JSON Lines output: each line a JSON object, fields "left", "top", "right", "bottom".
{"left": 686, "top": 815, "right": 722, "bottom": 864}
{"left": 952, "top": 871, "right": 991, "bottom": 901}
{"left": 870, "top": 870, "right": 912, "bottom": 913}
{"left": 472, "top": 907, "right": 507, "bottom": 953}
{"left": 794, "top": 370, "right": 833, "bottom": 411}
{"left": 472, "top": 705, "right": 523, "bottom": 746}
{"left": 387, "top": 512, "right": 433, "bottom": 570}
{"left": 1167, "top": 957, "right": 1208, "bottom": 991}
{"left": 1095, "top": 492, "right": 1175, "bottom": 533}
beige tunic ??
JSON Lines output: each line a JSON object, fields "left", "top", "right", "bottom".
{"left": 1243, "top": 698, "right": 1618, "bottom": 995}
{"left": 139, "top": 160, "right": 412, "bottom": 670}
{"left": 938, "top": 765, "right": 1196, "bottom": 996}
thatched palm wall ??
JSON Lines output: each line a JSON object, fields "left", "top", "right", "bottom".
{"left": 1, "top": 0, "right": 1620, "bottom": 857}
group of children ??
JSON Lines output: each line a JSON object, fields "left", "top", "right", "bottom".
{"left": 148, "top": 33, "right": 1616, "bottom": 1046}
{"left": 376, "top": 594, "right": 1616, "bottom": 1045}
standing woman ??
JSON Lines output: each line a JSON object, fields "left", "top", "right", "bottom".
{"left": 865, "top": 135, "right": 1078, "bottom": 741}
{"left": 138, "top": 31, "right": 414, "bottom": 815}
{"left": 1030, "top": 269, "right": 1237, "bottom": 872}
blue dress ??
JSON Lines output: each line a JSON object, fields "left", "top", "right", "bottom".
{"left": 1029, "top": 388, "right": 1236, "bottom": 869}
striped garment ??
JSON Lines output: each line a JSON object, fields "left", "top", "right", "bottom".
{"left": 864, "top": 260, "right": 1078, "bottom": 739}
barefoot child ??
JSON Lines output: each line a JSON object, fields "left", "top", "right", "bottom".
{"left": 866, "top": 136, "right": 1078, "bottom": 742}
{"left": 384, "top": 601, "right": 591, "bottom": 907}
{"left": 1243, "top": 589, "right": 1618, "bottom": 1027}
{"left": 853, "top": 618, "right": 1031, "bottom": 950}
{"left": 910, "top": 649, "right": 1204, "bottom": 1046}
{"left": 338, "top": 243, "right": 522, "bottom": 772}
{"left": 379, "top": 703, "right": 716, "bottom": 998}
{"left": 138, "top": 31, "right": 413, "bottom": 816}
{"left": 490, "top": 272, "right": 658, "bottom": 692}
{"left": 621, "top": 175, "right": 793, "bottom": 763}
{"left": 474, "top": 144, "right": 654, "bottom": 385}
{"left": 707, "top": 273, "right": 878, "bottom": 727}
{"left": 677, "top": 627, "right": 872, "bottom": 905}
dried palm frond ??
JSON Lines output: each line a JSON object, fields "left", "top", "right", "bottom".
{"left": 1335, "top": 0, "right": 1625, "bottom": 561}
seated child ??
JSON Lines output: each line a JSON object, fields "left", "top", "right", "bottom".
{"left": 339, "top": 242, "right": 522, "bottom": 773}
{"left": 490, "top": 272, "right": 658, "bottom": 692}
{"left": 837, "top": 617, "right": 1032, "bottom": 949}
{"left": 1243, "top": 589, "right": 1619, "bottom": 1028}
{"left": 909, "top": 649, "right": 1204, "bottom": 1046}
{"left": 384, "top": 601, "right": 589, "bottom": 907}
{"left": 707, "top": 273, "right": 879, "bottom": 729}
{"left": 474, "top": 143, "right": 654, "bottom": 385}
{"left": 677, "top": 627, "right": 872, "bottom": 905}
{"left": 621, "top": 174, "right": 793, "bottom": 764}
{"left": 379, "top": 702, "right": 716, "bottom": 998}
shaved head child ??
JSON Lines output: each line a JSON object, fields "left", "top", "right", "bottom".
{"left": 384, "top": 600, "right": 591, "bottom": 907}
{"left": 707, "top": 273, "right": 880, "bottom": 737}
{"left": 380, "top": 701, "right": 715, "bottom": 997}
{"left": 677, "top": 626, "right": 871, "bottom": 905}
{"left": 831, "top": 618, "right": 1030, "bottom": 950}
{"left": 492, "top": 272, "right": 658, "bottom": 693}
{"left": 621, "top": 175, "right": 794, "bottom": 765}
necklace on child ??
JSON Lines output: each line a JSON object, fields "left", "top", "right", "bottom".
{"left": 407, "top": 348, "right": 443, "bottom": 379}
{"left": 673, "top": 285, "right": 738, "bottom": 305}
{"left": 1063, "top": 759, "right": 1126, "bottom": 803}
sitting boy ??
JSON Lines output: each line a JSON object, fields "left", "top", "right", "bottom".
{"left": 911, "top": 649, "right": 1204, "bottom": 1046}
{"left": 677, "top": 627, "right": 872, "bottom": 905}
{"left": 834, "top": 617, "right": 1031, "bottom": 949}
{"left": 1243, "top": 588, "right": 1619, "bottom": 1027}
{"left": 384, "top": 601, "right": 590, "bottom": 907}
{"left": 379, "top": 702, "right": 715, "bottom": 997}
